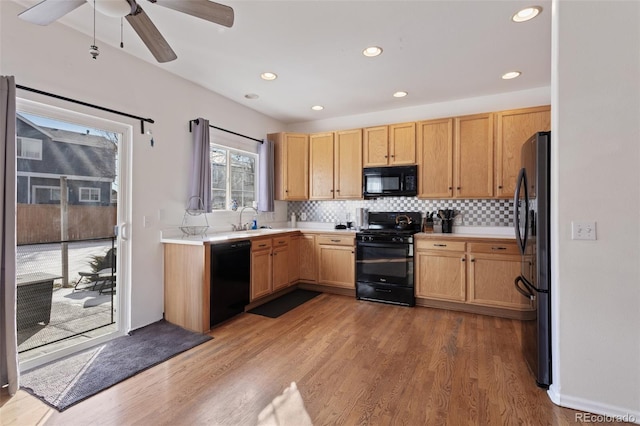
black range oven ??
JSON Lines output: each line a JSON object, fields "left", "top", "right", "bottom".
{"left": 356, "top": 212, "right": 421, "bottom": 307}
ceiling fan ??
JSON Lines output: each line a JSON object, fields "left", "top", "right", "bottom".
{"left": 18, "top": 0, "right": 234, "bottom": 63}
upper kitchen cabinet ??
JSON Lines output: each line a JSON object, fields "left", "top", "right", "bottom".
{"left": 454, "top": 113, "right": 494, "bottom": 198}
{"left": 309, "top": 129, "right": 363, "bottom": 200}
{"left": 495, "top": 106, "right": 551, "bottom": 198}
{"left": 363, "top": 122, "right": 416, "bottom": 167}
{"left": 417, "top": 118, "right": 454, "bottom": 198}
{"left": 269, "top": 132, "right": 309, "bottom": 200}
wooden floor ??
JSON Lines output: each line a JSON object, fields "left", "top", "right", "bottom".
{"left": 0, "top": 293, "right": 606, "bottom": 425}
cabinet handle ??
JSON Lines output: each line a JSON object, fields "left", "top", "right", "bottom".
{"left": 448, "top": 186, "right": 452, "bottom": 190}
{"left": 456, "top": 186, "right": 461, "bottom": 190}
{"left": 330, "top": 239, "right": 341, "bottom": 243}
{"left": 498, "top": 185, "right": 503, "bottom": 189}
{"left": 336, "top": 189, "right": 340, "bottom": 192}
{"left": 330, "top": 189, "right": 334, "bottom": 192}
{"left": 461, "top": 258, "right": 465, "bottom": 262}
{"left": 391, "top": 154, "right": 395, "bottom": 158}
{"left": 434, "top": 243, "right": 447, "bottom": 247}
{"left": 470, "top": 258, "right": 475, "bottom": 263}
{"left": 491, "top": 246, "right": 507, "bottom": 250}
{"left": 258, "top": 244, "right": 267, "bottom": 248}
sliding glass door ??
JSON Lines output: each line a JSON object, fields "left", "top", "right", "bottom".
{"left": 15, "top": 99, "right": 131, "bottom": 370}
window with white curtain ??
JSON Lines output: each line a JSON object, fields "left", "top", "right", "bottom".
{"left": 210, "top": 144, "right": 257, "bottom": 210}
{"left": 17, "top": 136, "right": 43, "bottom": 160}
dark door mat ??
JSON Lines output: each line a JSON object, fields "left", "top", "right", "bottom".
{"left": 248, "top": 289, "right": 321, "bottom": 318}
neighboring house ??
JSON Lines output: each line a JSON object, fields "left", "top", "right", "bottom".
{"left": 16, "top": 114, "right": 116, "bottom": 206}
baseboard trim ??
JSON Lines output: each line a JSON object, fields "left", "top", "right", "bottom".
{"left": 548, "top": 385, "right": 640, "bottom": 424}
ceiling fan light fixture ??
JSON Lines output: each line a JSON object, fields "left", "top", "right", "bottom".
{"left": 311, "top": 105, "right": 324, "bottom": 111}
{"left": 260, "top": 72, "right": 278, "bottom": 81}
{"left": 502, "top": 71, "right": 522, "bottom": 80}
{"left": 393, "top": 91, "right": 408, "bottom": 98}
{"left": 512, "top": 6, "right": 542, "bottom": 23}
{"left": 91, "top": 0, "right": 133, "bottom": 18}
{"left": 363, "top": 46, "right": 383, "bottom": 57}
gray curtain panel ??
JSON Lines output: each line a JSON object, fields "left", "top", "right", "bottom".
{"left": 188, "top": 118, "right": 211, "bottom": 211}
{"left": 0, "top": 75, "right": 19, "bottom": 395}
{"left": 258, "top": 138, "right": 274, "bottom": 212}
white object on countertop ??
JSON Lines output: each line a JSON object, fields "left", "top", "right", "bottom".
{"left": 290, "top": 213, "right": 297, "bottom": 228}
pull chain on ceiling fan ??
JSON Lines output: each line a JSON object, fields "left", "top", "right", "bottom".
{"left": 18, "top": 0, "right": 235, "bottom": 63}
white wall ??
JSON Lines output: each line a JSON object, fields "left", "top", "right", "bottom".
{"left": 1, "top": 1, "right": 285, "bottom": 329}
{"left": 549, "top": 0, "right": 640, "bottom": 420}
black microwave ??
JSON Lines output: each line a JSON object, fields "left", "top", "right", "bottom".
{"left": 362, "top": 165, "right": 418, "bottom": 198}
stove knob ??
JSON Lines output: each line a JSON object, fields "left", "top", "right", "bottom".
{"left": 392, "top": 236, "right": 402, "bottom": 243}
{"left": 366, "top": 236, "right": 374, "bottom": 242}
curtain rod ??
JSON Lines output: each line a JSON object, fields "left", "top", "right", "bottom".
{"left": 16, "top": 84, "right": 155, "bottom": 134}
{"left": 189, "top": 118, "right": 263, "bottom": 144}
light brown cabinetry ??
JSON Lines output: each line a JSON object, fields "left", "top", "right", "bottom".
{"left": 417, "top": 118, "right": 454, "bottom": 198}
{"left": 316, "top": 234, "right": 355, "bottom": 289}
{"left": 454, "top": 113, "right": 494, "bottom": 198}
{"left": 309, "top": 130, "right": 363, "bottom": 200}
{"left": 466, "top": 242, "right": 530, "bottom": 310}
{"left": 250, "top": 236, "right": 292, "bottom": 300}
{"left": 495, "top": 106, "right": 551, "bottom": 198}
{"left": 164, "top": 243, "right": 210, "bottom": 333}
{"left": 415, "top": 236, "right": 533, "bottom": 319}
{"left": 363, "top": 123, "right": 416, "bottom": 167}
{"left": 269, "top": 132, "right": 309, "bottom": 200}
{"left": 298, "top": 234, "right": 317, "bottom": 283}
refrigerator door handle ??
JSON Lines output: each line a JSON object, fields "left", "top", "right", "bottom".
{"left": 515, "top": 276, "right": 535, "bottom": 301}
{"left": 514, "top": 168, "right": 529, "bottom": 255}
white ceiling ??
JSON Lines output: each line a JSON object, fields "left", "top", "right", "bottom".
{"left": 12, "top": 0, "right": 552, "bottom": 124}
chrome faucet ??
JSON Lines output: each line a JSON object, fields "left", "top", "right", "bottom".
{"left": 232, "top": 206, "right": 258, "bottom": 231}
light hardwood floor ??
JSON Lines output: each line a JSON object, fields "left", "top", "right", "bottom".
{"left": 0, "top": 293, "right": 617, "bottom": 425}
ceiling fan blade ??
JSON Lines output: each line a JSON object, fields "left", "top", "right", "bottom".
{"left": 149, "top": 0, "right": 234, "bottom": 28}
{"left": 18, "top": 0, "right": 86, "bottom": 26}
{"left": 126, "top": 6, "right": 177, "bottom": 63}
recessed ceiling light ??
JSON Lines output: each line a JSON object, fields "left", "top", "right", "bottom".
{"left": 512, "top": 6, "right": 542, "bottom": 23}
{"left": 244, "top": 93, "right": 259, "bottom": 99}
{"left": 260, "top": 72, "right": 277, "bottom": 81}
{"left": 311, "top": 105, "right": 324, "bottom": 111}
{"left": 362, "top": 46, "right": 383, "bottom": 57}
{"left": 502, "top": 71, "right": 522, "bottom": 80}
{"left": 393, "top": 91, "right": 408, "bottom": 98}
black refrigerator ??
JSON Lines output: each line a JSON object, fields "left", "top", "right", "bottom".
{"left": 514, "top": 131, "right": 551, "bottom": 388}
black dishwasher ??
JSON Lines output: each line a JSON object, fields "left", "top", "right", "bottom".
{"left": 210, "top": 240, "right": 251, "bottom": 327}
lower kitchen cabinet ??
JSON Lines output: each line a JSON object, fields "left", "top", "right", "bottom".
{"left": 251, "top": 236, "right": 292, "bottom": 300}
{"left": 415, "top": 236, "right": 533, "bottom": 318}
{"left": 298, "top": 234, "right": 317, "bottom": 283}
{"left": 316, "top": 234, "right": 355, "bottom": 289}
{"left": 415, "top": 249, "right": 466, "bottom": 302}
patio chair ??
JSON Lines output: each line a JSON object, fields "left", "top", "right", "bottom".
{"left": 75, "top": 248, "right": 116, "bottom": 293}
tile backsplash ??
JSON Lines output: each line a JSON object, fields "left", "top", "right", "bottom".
{"left": 288, "top": 198, "right": 514, "bottom": 227}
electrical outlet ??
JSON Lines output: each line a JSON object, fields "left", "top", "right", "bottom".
{"left": 300, "top": 212, "right": 307, "bottom": 221}
{"left": 571, "top": 221, "right": 597, "bottom": 240}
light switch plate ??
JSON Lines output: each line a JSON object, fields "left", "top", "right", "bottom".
{"left": 571, "top": 221, "right": 597, "bottom": 240}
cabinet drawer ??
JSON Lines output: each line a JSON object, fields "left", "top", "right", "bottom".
{"left": 251, "top": 238, "right": 272, "bottom": 251}
{"left": 416, "top": 239, "right": 465, "bottom": 252}
{"left": 316, "top": 235, "right": 354, "bottom": 246}
{"left": 468, "top": 242, "right": 519, "bottom": 255}
{"left": 273, "top": 236, "right": 290, "bottom": 247}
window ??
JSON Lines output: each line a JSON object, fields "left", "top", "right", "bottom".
{"left": 32, "top": 186, "right": 61, "bottom": 204}
{"left": 79, "top": 187, "right": 101, "bottom": 202}
{"left": 17, "top": 137, "right": 43, "bottom": 160}
{"left": 210, "top": 145, "right": 256, "bottom": 210}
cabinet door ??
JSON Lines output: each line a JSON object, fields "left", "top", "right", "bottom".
{"left": 467, "top": 253, "right": 532, "bottom": 310}
{"left": 299, "top": 234, "right": 317, "bottom": 282}
{"left": 454, "top": 113, "right": 494, "bottom": 198}
{"left": 271, "top": 133, "right": 309, "bottom": 200}
{"left": 289, "top": 235, "right": 300, "bottom": 283}
{"left": 272, "top": 245, "right": 290, "bottom": 291}
{"left": 389, "top": 122, "right": 416, "bottom": 165}
{"left": 335, "top": 129, "right": 363, "bottom": 199}
{"left": 363, "top": 126, "right": 389, "bottom": 167}
{"left": 495, "top": 106, "right": 551, "bottom": 198}
{"left": 251, "top": 248, "right": 272, "bottom": 300}
{"left": 309, "top": 132, "right": 335, "bottom": 200}
{"left": 417, "top": 118, "right": 454, "bottom": 198}
{"left": 317, "top": 245, "right": 355, "bottom": 289}
{"left": 415, "top": 251, "right": 466, "bottom": 301}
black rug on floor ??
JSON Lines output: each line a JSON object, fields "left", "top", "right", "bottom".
{"left": 20, "top": 320, "right": 212, "bottom": 411}
{"left": 248, "top": 289, "right": 321, "bottom": 318}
